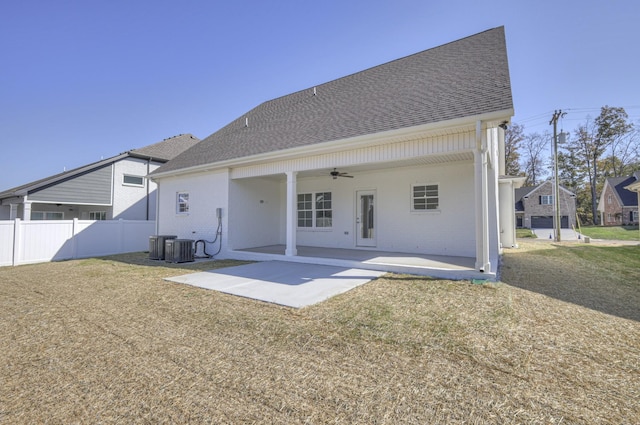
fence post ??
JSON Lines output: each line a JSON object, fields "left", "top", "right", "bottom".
{"left": 72, "top": 218, "right": 79, "bottom": 259}
{"left": 12, "top": 218, "right": 21, "bottom": 266}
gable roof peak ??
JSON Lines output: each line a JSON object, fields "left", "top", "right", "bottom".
{"left": 153, "top": 26, "right": 513, "bottom": 177}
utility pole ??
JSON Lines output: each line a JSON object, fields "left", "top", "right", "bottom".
{"left": 550, "top": 110, "right": 566, "bottom": 242}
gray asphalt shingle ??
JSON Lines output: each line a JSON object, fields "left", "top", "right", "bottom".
{"left": 155, "top": 27, "right": 513, "bottom": 175}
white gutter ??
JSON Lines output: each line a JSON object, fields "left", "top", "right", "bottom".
{"left": 150, "top": 109, "right": 514, "bottom": 180}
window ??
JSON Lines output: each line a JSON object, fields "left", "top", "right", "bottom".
{"left": 31, "top": 211, "right": 64, "bottom": 220}
{"left": 632, "top": 211, "right": 639, "bottom": 222}
{"left": 177, "top": 192, "right": 189, "bottom": 214}
{"left": 298, "top": 192, "right": 332, "bottom": 228}
{"left": 540, "top": 195, "right": 553, "bottom": 205}
{"left": 607, "top": 194, "right": 612, "bottom": 205}
{"left": 89, "top": 211, "right": 107, "bottom": 220}
{"left": 123, "top": 175, "right": 144, "bottom": 186}
{"left": 412, "top": 184, "right": 439, "bottom": 211}
{"left": 315, "top": 192, "right": 332, "bottom": 228}
{"left": 297, "top": 193, "right": 313, "bottom": 227}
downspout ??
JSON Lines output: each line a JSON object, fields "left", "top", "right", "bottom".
{"left": 475, "top": 120, "right": 490, "bottom": 272}
{"left": 146, "top": 158, "right": 151, "bottom": 220}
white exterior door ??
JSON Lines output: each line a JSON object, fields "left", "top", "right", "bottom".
{"left": 356, "top": 190, "right": 376, "bottom": 247}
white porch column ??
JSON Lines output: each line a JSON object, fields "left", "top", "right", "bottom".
{"left": 22, "top": 202, "right": 32, "bottom": 221}
{"left": 9, "top": 204, "right": 18, "bottom": 220}
{"left": 474, "top": 121, "right": 490, "bottom": 272}
{"left": 285, "top": 171, "right": 297, "bottom": 256}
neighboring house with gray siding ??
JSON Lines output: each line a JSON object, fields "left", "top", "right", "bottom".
{"left": 515, "top": 181, "right": 576, "bottom": 229}
{"left": 0, "top": 134, "right": 199, "bottom": 221}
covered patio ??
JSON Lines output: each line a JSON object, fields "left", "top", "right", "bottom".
{"left": 228, "top": 244, "right": 491, "bottom": 281}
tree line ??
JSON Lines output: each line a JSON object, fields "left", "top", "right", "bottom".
{"left": 505, "top": 106, "right": 639, "bottom": 225}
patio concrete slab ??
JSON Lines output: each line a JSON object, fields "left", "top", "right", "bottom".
{"left": 166, "top": 261, "right": 386, "bottom": 308}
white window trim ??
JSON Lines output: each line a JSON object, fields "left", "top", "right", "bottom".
{"left": 411, "top": 183, "right": 440, "bottom": 213}
{"left": 123, "top": 174, "right": 145, "bottom": 187}
{"left": 176, "top": 192, "right": 189, "bottom": 215}
{"left": 540, "top": 195, "right": 553, "bottom": 205}
{"left": 297, "top": 191, "right": 333, "bottom": 229}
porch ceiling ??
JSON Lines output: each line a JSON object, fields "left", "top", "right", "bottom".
{"left": 233, "top": 151, "right": 474, "bottom": 180}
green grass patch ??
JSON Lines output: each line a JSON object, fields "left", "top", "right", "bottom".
{"left": 580, "top": 225, "right": 639, "bottom": 241}
{"left": 516, "top": 228, "right": 537, "bottom": 238}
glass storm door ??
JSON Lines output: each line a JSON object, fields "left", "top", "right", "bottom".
{"left": 356, "top": 190, "right": 376, "bottom": 247}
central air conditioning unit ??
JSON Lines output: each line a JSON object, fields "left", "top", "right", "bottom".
{"left": 149, "top": 235, "right": 177, "bottom": 260}
{"left": 164, "top": 239, "right": 195, "bottom": 263}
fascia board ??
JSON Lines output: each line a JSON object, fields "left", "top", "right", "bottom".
{"left": 151, "top": 108, "right": 514, "bottom": 180}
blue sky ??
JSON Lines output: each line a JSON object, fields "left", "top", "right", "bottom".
{"left": 1, "top": 0, "right": 639, "bottom": 190}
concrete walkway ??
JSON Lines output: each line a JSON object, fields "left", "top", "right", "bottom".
{"left": 167, "top": 261, "right": 385, "bottom": 308}
{"left": 532, "top": 228, "right": 583, "bottom": 241}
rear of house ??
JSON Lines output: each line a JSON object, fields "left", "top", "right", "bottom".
{"left": 150, "top": 27, "right": 519, "bottom": 277}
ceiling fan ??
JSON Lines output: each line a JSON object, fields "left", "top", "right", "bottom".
{"left": 330, "top": 168, "right": 353, "bottom": 179}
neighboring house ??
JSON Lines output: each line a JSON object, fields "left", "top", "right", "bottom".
{"left": 514, "top": 181, "right": 577, "bottom": 229}
{"left": 624, "top": 178, "right": 640, "bottom": 240}
{"left": 150, "top": 27, "right": 520, "bottom": 275}
{"left": 0, "top": 134, "right": 199, "bottom": 221}
{"left": 597, "top": 172, "right": 640, "bottom": 225}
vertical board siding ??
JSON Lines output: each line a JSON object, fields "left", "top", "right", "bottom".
{"left": 231, "top": 129, "right": 475, "bottom": 179}
{"left": 0, "top": 219, "right": 155, "bottom": 266}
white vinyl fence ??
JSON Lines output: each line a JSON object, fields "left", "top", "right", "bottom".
{"left": 0, "top": 219, "right": 156, "bottom": 267}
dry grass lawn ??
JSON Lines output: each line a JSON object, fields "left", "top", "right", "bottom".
{"left": 1, "top": 241, "right": 639, "bottom": 424}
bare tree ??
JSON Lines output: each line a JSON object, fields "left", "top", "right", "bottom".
{"left": 605, "top": 122, "right": 638, "bottom": 177}
{"left": 504, "top": 122, "right": 525, "bottom": 176}
{"left": 521, "top": 131, "right": 549, "bottom": 186}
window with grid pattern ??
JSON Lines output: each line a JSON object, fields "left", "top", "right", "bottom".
{"left": 297, "top": 192, "right": 332, "bottom": 228}
{"left": 412, "top": 184, "right": 439, "bottom": 211}
{"left": 297, "top": 193, "right": 313, "bottom": 227}
{"left": 315, "top": 192, "right": 332, "bottom": 228}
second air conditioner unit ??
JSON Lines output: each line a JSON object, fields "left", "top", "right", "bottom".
{"left": 164, "top": 239, "right": 194, "bottom": 263}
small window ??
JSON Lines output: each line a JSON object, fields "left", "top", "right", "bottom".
{"left": 31, "top": 211, "right": 64, "bottom": 220}
{"left": 540, "top": 195, "right": 553, "bottom": 205}
{"left": 607, "top": 194, "right": 612, "bottom": 205}
{"left": 123, "top": 175, "right": 144, "bottom": 186}
{"left": 89, "top": 211, "right": 107, "bottom": 220}
{"left": 412, "top": 184, "right": 439, "bottom": 211}
{"left": 177, "top": 192, "right": 189, "bottom": 214}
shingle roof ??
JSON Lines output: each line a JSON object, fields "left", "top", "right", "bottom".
{"left": 514, "top": 186, "right": 537, "bottom": 211}
{"left": 129, "top": 133, "right": 200, "bottom": 161}
{"left": 608, "top": 175, "right": 639, "bottom": 207}
{"left": 155, "top": 27, "right": 513, "bottom": 176}
{"left": 0, "top": 134, "right": 200, "bottom": 198}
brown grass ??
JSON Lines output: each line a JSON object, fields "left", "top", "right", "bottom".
{"left": 1, "top": 244, "right": 639, "bottom": 424}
